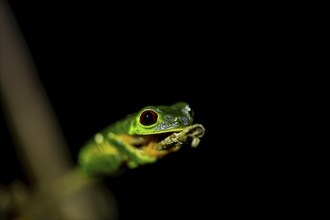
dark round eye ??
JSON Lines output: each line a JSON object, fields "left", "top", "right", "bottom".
{"left": 140, "top": 110, "right": 158, "bottom": 126}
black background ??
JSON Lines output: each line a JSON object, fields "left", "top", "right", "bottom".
{"left": 1, "top": 1, "right": 298, "bottom": 219}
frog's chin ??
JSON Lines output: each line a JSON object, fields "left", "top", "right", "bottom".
{"left": 140, "top": 128, "right": 184, "bottom": 135}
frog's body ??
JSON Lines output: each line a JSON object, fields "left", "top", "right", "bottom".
{"left": 78, "top": 102, "right": 204, "bottom": 176}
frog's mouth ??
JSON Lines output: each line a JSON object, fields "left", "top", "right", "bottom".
{"left": 135, "top": 124, "right": 205, "bottom": 158}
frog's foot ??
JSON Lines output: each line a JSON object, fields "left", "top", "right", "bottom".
{"left": 154, "top": 124, "right": 205, "bottom": 151}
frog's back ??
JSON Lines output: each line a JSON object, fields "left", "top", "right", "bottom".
{"left": 102, "top": 112, "right": 137, "bottom": 135}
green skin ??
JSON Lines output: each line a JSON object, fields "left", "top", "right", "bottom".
{"left": 78, "top": 102, "right": 203, "bottom": 176}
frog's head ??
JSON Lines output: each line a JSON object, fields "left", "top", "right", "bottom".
{"left": 129, "top": 102, "right": 194, "bottom": 135}
{"left": 123, "top": 102, "right": 203, "bottom": 160}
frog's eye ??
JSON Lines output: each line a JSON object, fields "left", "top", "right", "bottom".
{"left": 140, "top": 110, "right": 158, "bottom": 126}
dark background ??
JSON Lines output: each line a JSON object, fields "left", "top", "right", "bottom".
{"left": 1, "top": 1, "right": 297, "bottom": 219}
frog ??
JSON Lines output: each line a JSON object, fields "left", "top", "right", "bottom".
{"left": 78, "top": 102, "right": 205, "bottom": 176}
